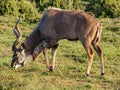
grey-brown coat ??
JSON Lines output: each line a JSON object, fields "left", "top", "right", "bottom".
{"left": 11, "top": 8, "right": 104, "bottom": 76}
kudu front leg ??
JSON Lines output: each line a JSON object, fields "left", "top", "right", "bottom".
{"left": 43, "top": 48, "right": 50, "bottom": 69}
{"left": 43, "top": 44, "right": 58, "bottom": 71}
{"left": 49, "top": 44, "right": 59, "bottom": 71}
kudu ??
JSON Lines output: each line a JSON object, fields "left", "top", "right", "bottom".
{"left": 11, "top": 8, "right": 104, "bottom": 76}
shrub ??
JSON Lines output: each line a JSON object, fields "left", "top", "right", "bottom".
{"left": 1, "top": 0, "right": 120, "bottom": 19}
{"left": 0, "top": 0, "right": 19, "bottom": 16}
{"left": 18, "top": 0, "right": 40, "bottom": 22}
{"left": 31, "top": 0, "right": 84, "bottom": 12}
{"left": 86, "top": 0, "right": 120, "bottom": 18}
{"left": 0, "top": 0, "right": 40, "bottom": 22}
{"left": 53, "top": 0, "right": 82, "bottom": 10}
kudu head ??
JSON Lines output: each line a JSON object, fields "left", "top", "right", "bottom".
{"left": 11, "top": 17, "right": 48, "bottom": 69}
{"left": 11, "top": 17, "right": 26, "bottom": 69}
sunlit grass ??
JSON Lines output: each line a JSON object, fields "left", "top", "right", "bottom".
{"left": 0, "top": 16, "right": 120, "bottom": 90}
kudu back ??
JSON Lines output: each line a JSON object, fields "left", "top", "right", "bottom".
{"left": 11, "top": 8, "right": 104, "bottom": 76}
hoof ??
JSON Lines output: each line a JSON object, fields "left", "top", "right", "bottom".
{"left": 21, "top": 62, "right": 24, "bottom": 67}
{"left": 84, "top": 74, "right": 89, "bottom": 77}
{"left": 49, "top": 66, "right": 54, "bottom": 72}
{"left": 101, "top": 73, "right": 105, "bottom": 76}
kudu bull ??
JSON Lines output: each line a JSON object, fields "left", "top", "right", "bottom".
{"left": 11, "top": 8, "right": 104, "bottom": 76}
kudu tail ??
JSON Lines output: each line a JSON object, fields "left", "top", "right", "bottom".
{"left": 92, "top": 23, "right": 102, "bottom": 45}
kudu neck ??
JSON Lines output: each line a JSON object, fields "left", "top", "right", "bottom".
{"left": 24, "top": 29, "right": 43, "bottom": 54}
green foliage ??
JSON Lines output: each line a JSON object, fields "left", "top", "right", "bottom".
{"left": 39, "top": 0, "right": 51, "bottom": 12}
{"left": 0, "top": 0, "right": 120, "bottom": 21}
{"left": 18, "top": 0, "right": 40, "bottom": 22}
{"left": 31, "top": 0, "right": 84, "bottom": 12}
{"left": 52, "top": 0, "right": 82, "bottom": 10}
{"left": 0, "top": 0, "right": 19, "bottom": 16}
{"left": 86, "top": 0, "right": 120, "bottom": 18}
{"left": 104, "top": 0, "right": 120, "bottom": 17}
{"left": 0, "top": 0, "right": 40, "bottom": 22}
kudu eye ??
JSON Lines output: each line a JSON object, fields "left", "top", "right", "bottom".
{"left": 13, "top": 52, "right": 20, "bottom": 58}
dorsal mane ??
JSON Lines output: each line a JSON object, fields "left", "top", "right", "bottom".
{"left": 86, "top": 12, "right": 95, "bottom": 17}
{"left": 47, "top": 7, "right": 62, "bottom": 10}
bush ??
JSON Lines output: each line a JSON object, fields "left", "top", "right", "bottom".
{"left": 0, "top": 0, "right": 19, "bottom": 16}
{"left": 86, "top": 0, "right": 120, "bottom": 18}
{"left": 53, "top": 0, "right": 82, "bottom": 10}
{"left": 18, "top": 0, "right": 40, "bottom": 22}
{"left": 31, "top": 0, "right": 84, "bottom": 12}
{"left": 0, "top": 0, "right": 120, "bottom": 19}
{"left": 0, "top": 0, "right": 40, "bottom": 22}
{"left": 104, "top": 0, "right": 120, "bottom": 17}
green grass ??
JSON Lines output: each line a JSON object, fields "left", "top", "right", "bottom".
{"left": 0, "top": 16, "right": 120, "bottom": 90}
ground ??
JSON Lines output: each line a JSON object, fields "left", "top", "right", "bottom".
{"left": 0, "top": 16, "right": 120, "bottom": 90}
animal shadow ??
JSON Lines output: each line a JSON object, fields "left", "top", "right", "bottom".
{"left": 64, "top": 54, "right": 86, "bottom": 63}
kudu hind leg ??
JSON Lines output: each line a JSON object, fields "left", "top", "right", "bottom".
{"left": 83, "top": 43, "right": 94, "bottom": 76}
{"left": 92, "top": 43, "right": 104, "bottom": 75}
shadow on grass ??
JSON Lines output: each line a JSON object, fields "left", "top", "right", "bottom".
{"left": 64, "top": 54, "right": 86, "bottom": 63}
{"left": 41, "top": 71, "right": 49, "bottom": 75}
{"left": 106, "top": 26, "right": 120, "bottom": 32}
{"left": 20, "top": 67, "right": 41, "bottom": 73}
{"left": 3, "top": 62, "right": 10, "bottom": 67}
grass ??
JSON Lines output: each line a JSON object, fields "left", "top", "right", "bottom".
{"left": 0, "top": 16, "right": 120, "bottom": 90}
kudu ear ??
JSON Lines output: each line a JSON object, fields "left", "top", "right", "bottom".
{"left": 21, "top": 42, "right": 27, "bottom": 49}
